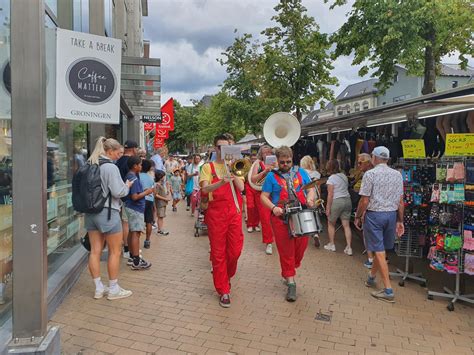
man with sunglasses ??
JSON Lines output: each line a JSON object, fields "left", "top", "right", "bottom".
{"left": 260, "top": 146, "right": 316, "bottom": 302}
{"left": 199, "top": 134, "right": 245, "bottom": 308}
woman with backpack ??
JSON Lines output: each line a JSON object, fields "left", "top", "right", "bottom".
{"left": 85, "top": 137, "right": 134, "bottom": 300}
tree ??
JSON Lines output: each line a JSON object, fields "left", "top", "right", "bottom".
{"left": 220, "top": 0, "right": 337, "bottom": 122}
{"left": 327, "top": 0, "right": 474, "bottom": 94}
{"left": 166, "top": 101, "right": 201, "bottom": 154}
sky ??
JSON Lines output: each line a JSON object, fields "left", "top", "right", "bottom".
{"left": 142, "top": 0, "right": 472, "bottom": 107}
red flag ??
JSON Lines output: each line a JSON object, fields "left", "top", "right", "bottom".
{"left": 157, "top": 98, "right": 174, "bottom": 131}
{"left": 156, "top": 129, "right": 169, "bottom": 138}
{"left": 154, "top": 137, "right": 165, "bottom": 148}
{"left": 144, "top": 122, "right": 155, "bottom": 131}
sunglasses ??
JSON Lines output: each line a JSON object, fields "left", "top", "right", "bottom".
{"left": 279, "top": 160, "right": 292, "bottom": 165}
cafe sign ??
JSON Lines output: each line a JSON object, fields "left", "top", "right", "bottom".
{"left": 56, "top": 28, "right": 121, "bottom": 124}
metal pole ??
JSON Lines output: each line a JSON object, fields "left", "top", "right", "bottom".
{"left": 11, "top": 0, "right": 47, "bottom": 338}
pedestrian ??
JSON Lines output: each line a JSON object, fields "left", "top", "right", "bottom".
{"left": 260, "top": 146, "right": 315, "bottom": 302}
{"left": 124, "top": 156, "right": 154, "bottom": 270}
{"left": 351, "top": 153, "right": 374, "bottom": 268}
{"left": 170, "top": 168, "right": 183, "bottom": 212}
{"left": 85, "top": 137, "right": 133, "bottom": 300}
{"left": 300, "top": 155, "right": 323, "bottom": 247}
{"left": 355, "top": 146, "right": 404, "bottom": 303}
{"left": 115, "top": 140, "right": 138, "bottom": 259}
{"left": 154, "top": 170, "right": 170, "bottom": 235}
{"left": 248, "top": 145, "right": 276, "bottom": 255}
{"left": 324, "top": 159, "right": 353, "bottom": 255}
{"left": 151, "top": 147, "right": 165, "bottom": 173}
{"left": 165, "top": 154, "right": 179, "bottom": 178}
{"left": 200, "top": 134, "right": 245, "bottom": 308}
{"left": 139, "top": 159, "right": 155, "bottom": 249}
{"left": 186, "top": 154, "right": 203, "bottom": 216}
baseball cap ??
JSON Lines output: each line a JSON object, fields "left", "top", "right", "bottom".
{"left": 124, "top": 140, "right": 138, "bottom": 149}
{"left": 372, "top": 146, "right": 390, "bottom": 159}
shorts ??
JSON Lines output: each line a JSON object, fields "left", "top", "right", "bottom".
{"left": 157, "top": 206, "right": 166, "bottom": 218}
{"left": 144, "top": 200, "right": 155, "bottom": 224}
{"left": 329, "top": 196, "right": 352, "bottom": 222}
{"left": 120, "top": 207, "right": 128, "bottom": 222}
{"left": 85, "top": 209, "right": 122, "bottom": 235}
{"left": 172, "top": 191, "right": 181, "bottom": 200}
{"left": 125, "top": 207, "right": 145, "bottom": 232}
{"left": 363, "top": 211, "right": 397, "bottom": 252}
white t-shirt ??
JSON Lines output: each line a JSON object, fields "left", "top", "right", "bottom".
{"left": 327, "top": 173, "right": 350, "bottom": 199}
{"left": 186, "top": 163, "right": 203, "bottom": 190}
{"left": 307, "top": 170, "right": 321, "bottom": 181}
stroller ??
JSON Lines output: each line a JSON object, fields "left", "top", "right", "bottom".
{"left": 192, "top": 189, "right": 208, "bottom": 237}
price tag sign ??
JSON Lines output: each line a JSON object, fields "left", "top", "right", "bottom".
{"left": 445, "top": 133, "right": 474, "bottom": 156}
{"left": 402, "top": 139, "right": 426, "bottom": 158}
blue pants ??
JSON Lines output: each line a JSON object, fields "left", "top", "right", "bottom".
{"left": 364, "top": 211, "right": 397, "bottom": 252}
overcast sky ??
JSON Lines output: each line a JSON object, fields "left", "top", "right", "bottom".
{"left": 142, "top": 0, "right": 472, "bottom": 107}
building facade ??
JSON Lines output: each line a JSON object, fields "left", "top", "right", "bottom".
{"left": 0, "top": 1, "right": 155, "bottom": 352}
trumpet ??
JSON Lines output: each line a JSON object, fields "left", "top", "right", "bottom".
{"left": 231, "top": 158, "right": 252, "bottom": 178}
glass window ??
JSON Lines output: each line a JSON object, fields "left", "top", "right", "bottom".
{"left": 363, "top": 101, "right": 369, "bottom": 110}
{"left": 45, "top": 0, "right": 58, "bottom": 17}
{"left": 0, "top": 0, "right": 11, "bottom": 326}
{"left": 104, "top": 0, "right": 114, "bottom": 37}
{"left": 73, "top": 0, "right": 89, "bottom": 33}
{"left": 354, "top": 103, "right": 360, "bottom": 112}
{"left": 452, "top": 81, "right": 458, "bottom": 88}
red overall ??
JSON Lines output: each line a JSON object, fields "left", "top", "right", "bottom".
{"left": 254, "top": 161, "right": 274, "bottom": 244}
{"left": 271, "top": 172, "right": 309, "bottom": 278}
{"left": 245, "top": 181, "right": 260, "bottom": 228}
{"left": 204, "top": 163, "right": 244, "bottom": 295}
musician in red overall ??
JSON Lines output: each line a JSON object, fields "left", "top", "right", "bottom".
{"left": 261, "top": 146, "right": 315, "bottom": 302}
{"left": 249, "top": 145, "right": 276, "bottom": 255}
{"left": 200, "top": 134, "right": 245, "bottom": 308}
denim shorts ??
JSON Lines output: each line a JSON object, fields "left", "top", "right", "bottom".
{"left": 85, "top": 209, "right": 122, "bottom": 235}
{"left": 363, "top": 211, "right": 397, "bottom": 252}
{"left": 125, "top": 207, "right": 145, "bottom": 232}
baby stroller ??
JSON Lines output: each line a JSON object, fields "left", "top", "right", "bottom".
{"left": 193, "top": 189, "right": 208, "bottom": 237}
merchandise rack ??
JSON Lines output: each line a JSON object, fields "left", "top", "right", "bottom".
{"left": 427, "top": 156, "right": 474, "bottom": 311}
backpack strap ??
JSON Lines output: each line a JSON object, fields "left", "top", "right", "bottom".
{"left": 99, "top": 160, "right": 113, "bottom": 221}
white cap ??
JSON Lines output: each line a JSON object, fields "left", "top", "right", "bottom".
{"left": 372, "top": 146, "right": 390, "bottom": 159}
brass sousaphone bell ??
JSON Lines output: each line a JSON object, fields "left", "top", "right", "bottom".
{"left": 247, "top": 112, "right": 301, "bottom": 191}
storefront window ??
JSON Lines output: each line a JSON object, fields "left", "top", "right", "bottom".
{"left": 0, "top": 0, "right": 11, "bottom": 326}
{"left": 73, "top": 0, "right": 89, "bottom": 33}
{"left": 45, "top": 0, "right": 58, "bottom": 17}
{"left": 104, "top": 0, "right": 114, "bottom": 37}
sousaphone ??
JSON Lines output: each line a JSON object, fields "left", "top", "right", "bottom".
{"left": 247, "top": 112, "right": 301, "bottom": 190}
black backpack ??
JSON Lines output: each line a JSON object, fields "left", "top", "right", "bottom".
{"left": 72, "top": 160, "right": 112, "bottom": 219}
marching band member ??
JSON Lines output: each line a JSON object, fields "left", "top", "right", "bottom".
{"left": 250, "top": 145, "right": 276, "bottom": 255}
{"left": 261, "top": 146, "right": 315, "bottom": 302}
{"left": 245, "top": 153, "right": 260, "bottom": 232}
{"left": 199, "top": 134, "right": 245, "bottom": 308}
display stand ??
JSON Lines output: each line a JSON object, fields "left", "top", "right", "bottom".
{"left": 390, "top": 229, "right": 427, "bottom": 287}
{"left": 426, "top": 157, "right": 474, "bottom": 311}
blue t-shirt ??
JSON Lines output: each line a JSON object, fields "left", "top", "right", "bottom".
{"left": 125, "top": 172, "right": 145, "bottom": 213}
{"left": 139, "top": 172, "right": 155, "bottom": 202}
{"left": 262, "top": 167, "right": 311, "bottom": 205}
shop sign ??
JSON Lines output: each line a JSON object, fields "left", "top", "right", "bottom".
{"left": 56, "top": 28, "right": 121, "bottom": 124}
{"left": 445, "top": 133, "right": 474, "bottom": 157}
{"left": 156, "top": 129, "right": 169, "bottom": 139}
{"left": 142, "top": 114, "right": 162, "bottom": 123}
{"left": 401, "top": 139, "right": 426, "bottom": 159}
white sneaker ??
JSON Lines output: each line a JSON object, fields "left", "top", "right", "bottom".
{"left": 265, "top": 244, "right": 273, "bottom": 255}
{"left": 344, "top": 246, "right": 353, "bottom": 256}
{"left": 122, "top": 251, "right": 130, "bottom": 259}
{"left": 255, "top": 226, "right": 261, "bottom": 232}
{"left": 94, "top": 286, "right": 109, "bottom": 300}
{"left": 324, "top": 243, "right": 336, "bottom": 252}
{"left": 107, "top": 287, "right": 132, "bottom": 300}
{"left": 247, "top": 227, "right": 254, "bottom": 233}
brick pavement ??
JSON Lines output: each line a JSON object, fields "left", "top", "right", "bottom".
{"left": 51, "top": 204, "right": 474, "bottom": 354}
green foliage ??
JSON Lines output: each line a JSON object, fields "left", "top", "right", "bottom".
{"left": 220, "top": 0, "right": 337, "bottom": 121}
{"left": 327, "top": 0, "right": 474, "bottom": 94}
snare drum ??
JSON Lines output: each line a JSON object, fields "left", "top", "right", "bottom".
{"left": 289, "top": 209, "right": 319, "bottom": 237}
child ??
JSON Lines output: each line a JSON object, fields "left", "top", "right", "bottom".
{"left": 154, "top": 170, "right": 170, "bottom": 235}
{"left": 170, "top": 168, "right": 183, "bottom": 212}
{"left": 125, "top": 156, "right": 154, "bottom": 270}
{"left": 139, "top": 159, "right": 155, "bottom": 249}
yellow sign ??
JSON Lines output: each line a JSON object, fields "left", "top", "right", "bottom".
{"left": 445, "top": 134, "right": 474, "bottom": 157}
{"left": 402, "top": 140, "right": 426, "bottom": 158}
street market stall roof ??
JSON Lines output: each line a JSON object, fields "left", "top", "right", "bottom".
{"left": 302, "top": 83, "right": 474, "bottom": 136}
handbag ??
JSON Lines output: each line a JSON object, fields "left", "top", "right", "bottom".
{"left": 81, "top": 233, "right": 91, "bottom": 252}
{"left": 185, "top": 177, "right": 194, "bottom": 196}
